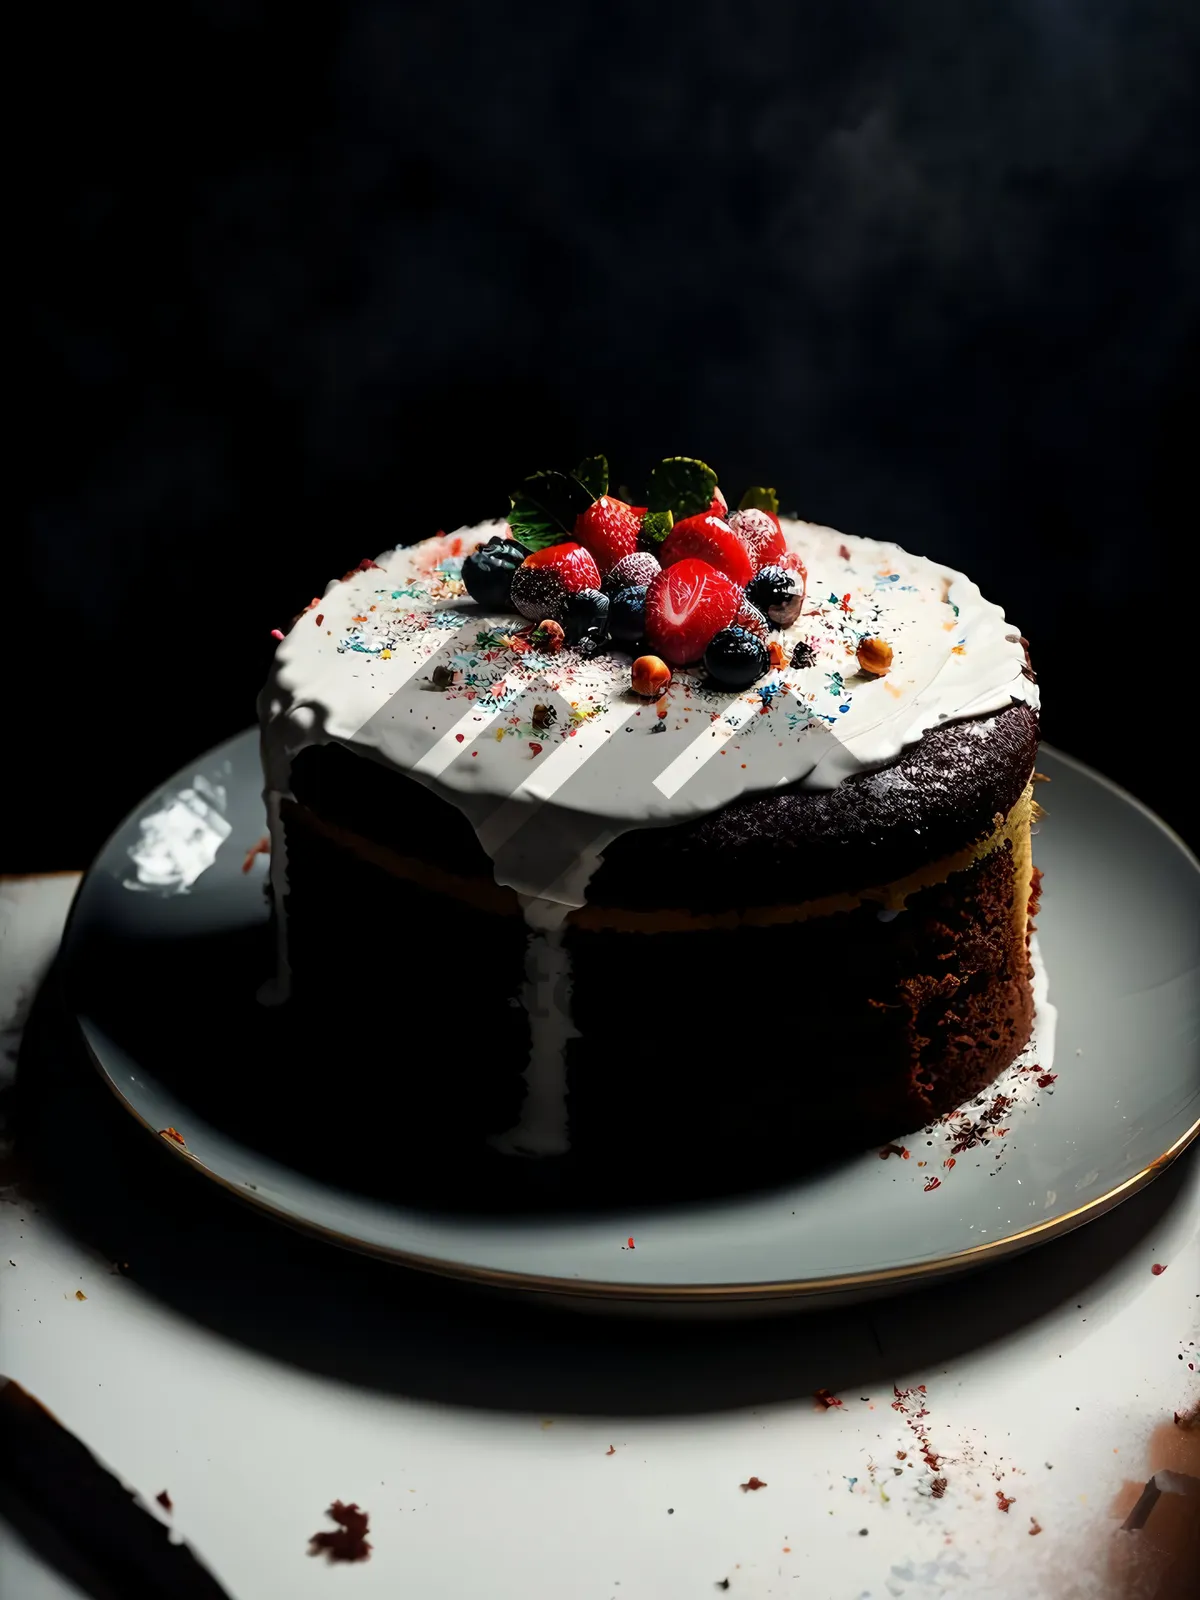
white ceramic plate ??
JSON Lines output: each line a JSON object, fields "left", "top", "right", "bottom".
{"left": 63, "top": 734, "right": 1200, "bottom": 1306}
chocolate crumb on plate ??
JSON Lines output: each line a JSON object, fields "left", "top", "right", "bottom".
{"left": 156, "top": 1490, "right": 173, "bottom": 1512}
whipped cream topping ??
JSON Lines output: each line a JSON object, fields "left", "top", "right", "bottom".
{"left": 261, "top": 516, "right": 1036, "bottom": 914}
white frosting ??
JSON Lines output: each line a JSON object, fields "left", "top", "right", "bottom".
{"left": 260, "top": 516, "right": 1036, "bottom": 907}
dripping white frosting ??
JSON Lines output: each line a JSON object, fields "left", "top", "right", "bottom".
{"left": 488, "top": 898, "right": 579, "bottom": 1157}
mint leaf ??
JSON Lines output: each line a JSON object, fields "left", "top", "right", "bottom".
{"left": 639, "top": 509, "right": 674, "bottom": 547}
{"left": 507, "top": 469, "right": 593, "bottom": 551}
{"left": 572, "top": 454, "right": 608, "bottom": 499}
{"left": 738, "top": 485, "right": 780, "bottom": 515}
{"left": 647, "top": 457, "right": 718, "bottom": 519}
{"left": 507, "top": 502, "right": 560, "bottom": 550}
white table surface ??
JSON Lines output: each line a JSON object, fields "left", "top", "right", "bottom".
{"left": 1, "top": 873, "right": 1196, "bottom": 1600}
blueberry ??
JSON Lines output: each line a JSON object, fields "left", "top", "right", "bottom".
{"left": 704, "top": 626, "right": 770, "bottom": 689}
{"left": 562, "top": 587, "right": 610, "bottom": 646}
{"left": 461, "top": 537, "right": 530, "bottom": 609}
{"left": 609, "top": 585, "right": 648, "bottom": 644}
{"left": 745, "top": 565, "right": 801, "bottom": 629}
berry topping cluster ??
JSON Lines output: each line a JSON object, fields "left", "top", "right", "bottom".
{"left": 458, "top": 455, "right": 855, "bottom": 696}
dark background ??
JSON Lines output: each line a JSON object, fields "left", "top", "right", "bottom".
{"left": 15, "top": 0, "right": 1199, "bottom": 868}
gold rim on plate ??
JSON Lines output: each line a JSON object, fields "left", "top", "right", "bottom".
{"left": 77, "top": 1053, "right": 1200, "bottom": 1301}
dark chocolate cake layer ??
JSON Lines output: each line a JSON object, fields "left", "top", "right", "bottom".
{"left": 288, "top": 700, "right": 1038, "bottom": 916}
{"left": 278, "top": 791, "right": 1035, "bottom": 1199}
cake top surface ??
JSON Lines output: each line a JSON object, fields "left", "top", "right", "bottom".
{"left": 262, "top": 503, "right": 1036, "bottom": 918}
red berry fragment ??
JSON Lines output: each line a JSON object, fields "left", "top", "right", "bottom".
{"left": 660, "top": 514, "right": 755, "bottom": 587}
{"left": 729, "top": 507, "right": 786, "bottom": 570}
{"left": 510, "top": 542, "right": 602, "bottom": 620}
{"left": 574, "top": 496, "right": 641, "bottom": 575}
{"left": 644, "top": 559, "right": 742, "bottom": 665}
{"left": 732, "top": 600, "right": 768, "bottom": 640}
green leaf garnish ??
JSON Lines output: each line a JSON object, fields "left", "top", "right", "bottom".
{"left": 738, "top": 485, "right": 780, "bottom": 515}
{"left": 639, "top": 509, "right": 674, "bottom": 547}
{"left": 507, "top": 469, "right": 594, "bottom": 551}
{"left": 647, "top": 457, "right": 718, "bottom": 520}
{"left": 572, "top": 454, "right": 609, "bottom": 499}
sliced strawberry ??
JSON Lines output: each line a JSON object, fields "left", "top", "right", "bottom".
{"left": 728, "top": 507, "right": 786, "bottom": 570}
{"left": 511, "top": 542, "right": 602, "bottom": 620}
{"left": 644, "top": 559, "right": 742, "bottom": 664}
{"left": 708, "top": 486, "right": 728, "bottom": 517}
{"left": 574, "top": 496, "right": 640, "bottom": 575}
{"left": 659, "top": 514, "right": 755, "bottom": 587}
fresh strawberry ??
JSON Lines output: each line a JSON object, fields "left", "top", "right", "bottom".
{"left": 659, "top": 514, "right": 755, "bottom": 587}
{"left": 574, "top": 496, "right": 640, "bottom": 575}
{"left": 728, "top": 507, "right": 786, "bottom": 570}
{"left": 511, "top": 542, "right": 602, "bottom": 620}
{"left": 708, "top": 486, "right": 728, "bottom": 517}
{"left": 644, "top": 558, "right": 742, "bottom": 664}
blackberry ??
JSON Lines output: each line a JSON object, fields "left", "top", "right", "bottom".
{"left": 745, "top": 565, "right": 802, "bottom": 629}
{"left": 561, "top": 587, "right": 610, "bottom": 646}
{"left": 461, "top": 537, "right": 530, "bottom": 610}
{"left": 703, "top": 626, "right": 770, "bottom": 690}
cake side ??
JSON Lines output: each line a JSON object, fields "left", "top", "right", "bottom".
{"left": 284, "top": 700, "right": 1038, "bottom": 917}
{"left": 276, "top": 743, "right": 1038, "bottom": 1191}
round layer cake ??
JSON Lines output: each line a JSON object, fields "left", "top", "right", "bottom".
{"left": 260, "top": 495, "right": 1040, "bottom": 1199}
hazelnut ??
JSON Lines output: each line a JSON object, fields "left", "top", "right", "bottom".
{"left": 632, "top": 655, "right": 671, "bottom": 698}
{"left": 856, "top": 636, "right": 893, "bottom": 677}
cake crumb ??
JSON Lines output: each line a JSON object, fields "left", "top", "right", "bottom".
{"left": 308, "top": 1501, "right": 372, "bottom": 1563}
{"left": 740, "top": 1477, "right": 767, "bottom": 1492}
{"left": 156, "top": 1490, "right": 173, "bottom": 1512}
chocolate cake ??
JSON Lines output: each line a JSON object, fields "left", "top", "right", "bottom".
{"left": 260, "top": 458, "right": 1041, "bottom": 1193}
